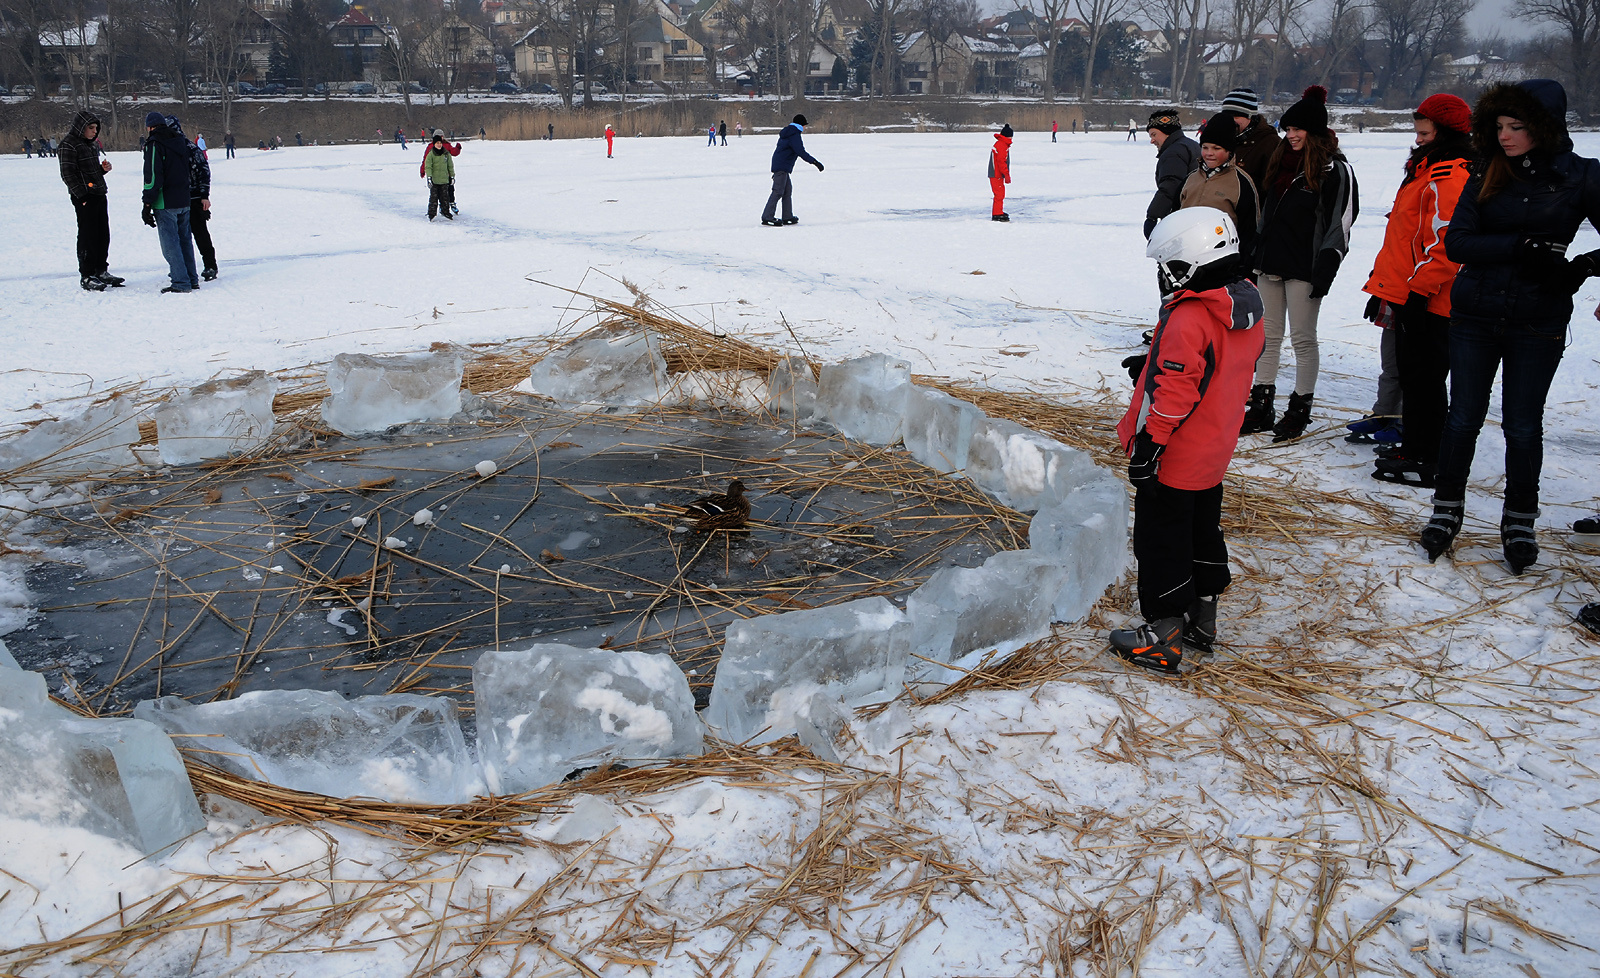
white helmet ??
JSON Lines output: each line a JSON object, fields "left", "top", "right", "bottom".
{"left": 1147, "top": 209, "right": 1240, "bottom": 291}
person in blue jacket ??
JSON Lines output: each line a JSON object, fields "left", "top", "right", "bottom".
{"left": 1420, "top": 79, "right": 1600, "bottom": 574}
{"left": 141, "top": 110, "right": 198, "bottom": 293}
{"left": 761, "top": 114, "right": 824, "bottom": 227}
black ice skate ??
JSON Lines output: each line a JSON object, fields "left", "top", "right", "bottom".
{"left": 1420, "top": 499, "right": 1464, "bottom": 562}
{"left": 1501, "top": 510, "right": 1539, "bottom": 575}
{"left": 1182, "top": 596, "right": 1217, "bottom": 657}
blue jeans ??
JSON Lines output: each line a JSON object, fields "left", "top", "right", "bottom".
{"left": 1434, "top": 315, "right": 1566, "bottom": 513}
{"left": 155, "top": 206, "right": 198, "bottom": 290}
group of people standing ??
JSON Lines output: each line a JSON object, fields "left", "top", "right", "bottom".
{"left": 1112, "top": 78, "right": 1600, "bottom": 673}
{"left": 59, "top": 108, "right": 217, "bottom": 294}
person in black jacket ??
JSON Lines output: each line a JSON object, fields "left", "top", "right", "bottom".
{"left": 1420, "top": 79, "right": 1600, "bottom": 573}
{"left": 1143, "top": 109, "right": 1200, "bottom": 238}
{"left": 1243, "top": 86, "right": 1359, "bottom": 442}
{"left": 58, "top": 109, "right": 125, "bottom": 292}
{"left": 141, "top": 111, "right": 198, "bottom": 294}
{"left": 187, "top": 132, "right": 218, "bottom": 280}
{"left": 761, "top": 114, "right": 824, "bottom": 226}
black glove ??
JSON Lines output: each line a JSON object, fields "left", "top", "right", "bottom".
{"left": 1400, "top": 291, "right": 1430, "bottom": 327}
{"left": 1121, "top": 353, "right": 1148, "bottom": 384}
{"left": 1128, "top": 431, "right": 1164, "bottom": 484}
{"left": 141, "top": 205, "right": 156, "bottom": 227}
{"left": 1309, "top": 250, "right": 1341, "bottom": 300}
{"left": 1363, "top": 295, "right": 1382, "bottom": 322}
{"left": 814, "top": 160, "right": 824, "bottom": 171}
{"left": 1518, "top": 236, "right": 1569, "bottom": 274}
{"left": 1561, "top": 249, "right": 1600, "bottom": 294}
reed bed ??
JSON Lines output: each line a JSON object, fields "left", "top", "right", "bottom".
{"left": 3, "top": 291, "right": 1596, "bottom": 978}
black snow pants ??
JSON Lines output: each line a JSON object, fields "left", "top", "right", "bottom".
{"left": 1133, "top": 480, "right": 1231, "bottom": 623}
{"left": 74, "top": 193, "right": 110, "bottom": 278}
{"left": 428, "top": 182, "right": 454, "bottom": 218}
{"left": 189, "top": 198, "right": 216, "bottom": 271}
{"left": 1396, "top": 309, "right": 1451, "bottom": 464}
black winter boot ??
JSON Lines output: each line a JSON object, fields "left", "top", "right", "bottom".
{"left": 1501, "top": 509, "right": 1539, "bottom": 575}
{"left": 1271, "top": 392, "right": 1314, "bottom": 442}
{"left": 1182, "top": 596, "right": 1217, "bottom": 657}
{"left": 1109, "top": 617, "right": 1184, "bottom": 674}
{"left": 1240, "top": 384, "right": 1276, "bottom": 434}
{"left": 1420, "top": 498, "right": 1464, "bottom": 562}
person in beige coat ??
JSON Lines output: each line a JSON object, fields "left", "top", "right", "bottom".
{"left": 1179, "top": 112, "right": 1261, "bottom": 259}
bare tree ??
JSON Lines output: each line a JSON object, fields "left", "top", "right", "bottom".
{"left": 197, "top": 0, "right": 249, "bottom": 134}
{"left": 1311, "top": 0, "right": 1368, "bottom": 90}
{"left": 0, "top": 0, "right": 61, "bottom": 98}
{"left": 1515, "top": 0, "right": 1598, "bottom": 115}
{"left": 1262, "top": 0, "right": 1314, "bottom": 102}
{"left": 917, "top": 0, "right": 977, "bottom": 95}
{"left": 1219, "top": 0, "right": 1270, "bottom": 93}
{"left": 1143, "top": 0, "right": 1211, "bottom": 101}
{"left": 1075, "top": 0, "right": 1134, "bottom": 98}
{"left": 1013, "top": 0, "right": 1070, "bottom": 99}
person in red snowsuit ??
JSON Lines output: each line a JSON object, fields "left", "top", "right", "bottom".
{"left": 1111, "top": 209, "right": 1264, "bottom": 673}
{"left": 605, "top": 124, "right": 615, "bottom": 158}
{"left": 989, "top": 124, "right": 1012, "bottom": 221}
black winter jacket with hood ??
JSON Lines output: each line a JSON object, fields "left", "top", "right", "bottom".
{"left": 1446, "top": 79, "right": 1600, "bottom": 327}
{"left": 1254, "top": 142, "right": 1359, "bottom": 294}
{"left": 58, "top": 110, "right": 106, "bottom": 201}
{"left": 189, "top": 139, "right": 211, "bottom": 200}
{"left": 142, "top": 121, "right": 192, "bottom": 209}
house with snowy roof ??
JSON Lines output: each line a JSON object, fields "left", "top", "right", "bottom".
{"left": 898, "top": 32, "right": 1020, "bottom": 95}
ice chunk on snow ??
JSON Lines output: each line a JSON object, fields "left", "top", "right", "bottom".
{"left": 0, "top": 395, "right": 144, "bottom": 478}
{"left": 705, "top": 597, "right": 910, "bottom": 744}
{"left": 475, "top": 460, "right": 498, "bottom": 478}
{"left": 902, "top": 386, "right": 985, "bottom": 475}
{"left": 1028, "top": 473, "right": 1129, "bottom": 623}
{"left": 153, "top": 371, "right": 278, "bottom": 466}
{"left": 474, "top": 644, "right": 702, "bottom": 794}
{"left": 0, "top": 637, "right": 17, "bottom": 671}
{"left": 134, "top": 690, "right": 481, "bottom": 804}
{"left": 794, "top": 691, "right": 848, "bottom": 764}
{"left": 413, "top": 507, "right": 433, "bottom": 526}
{"left": 526, "top": 324, "right": 668, "bottom": 411}
{"left": 551, "top": 794, "right": 621, "bottom": 843}
{"left": 0, "top": 678, "right": 203, "bottom": 856}
{"left": 905, "top": 549, "right": 1072, "bottom": 665}
{"left": 817, "top": 354, "right": 912, "bottom": 446}
{"left": 966, "top": 418, "right": 1097, "bottom": 513}
{"left": 320, "top": 351, "right": 464, "bottom": 436}
{"left": 766, "top": 357, "right": 820, "bottom": 420}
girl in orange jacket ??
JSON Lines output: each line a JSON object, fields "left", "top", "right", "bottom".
{"left": 989, "top": 124, "right": 1012, "bottom": 221}
{"left": 1357, "top": 94, "right": 1476, "bottom": 487}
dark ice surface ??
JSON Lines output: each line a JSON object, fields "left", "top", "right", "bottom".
{"left": 8, "top": 403, "right": 1024, "bottom": 719}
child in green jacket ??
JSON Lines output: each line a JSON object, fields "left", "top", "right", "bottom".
{"left": 422, "top": 130, "right": 455, "bottom": 221}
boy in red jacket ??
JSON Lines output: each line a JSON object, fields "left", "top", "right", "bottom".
{"left": 990, "top": 124, "right": 1012, "bottom": 221}
{"left": 1112, "top": 209, "right": 1264, "bottom": 673}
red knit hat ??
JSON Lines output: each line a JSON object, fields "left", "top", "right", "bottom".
{"left": 1416, "top": 93, "right": 1471, "bottom": 134}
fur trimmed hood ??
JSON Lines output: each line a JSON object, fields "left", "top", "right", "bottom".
{"left": 1473, "top": 79, "right": 1571, "bottom": 159}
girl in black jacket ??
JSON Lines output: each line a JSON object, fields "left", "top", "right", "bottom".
{"left": 1421, "top": 79, "right": 1600, "bottom": 573}
{"left": 1243, "top": 86, "right": 1359, "bottom": 442}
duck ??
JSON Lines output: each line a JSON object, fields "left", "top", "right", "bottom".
{"left": 683, "top": 479, "right": 749, "bottom": 531}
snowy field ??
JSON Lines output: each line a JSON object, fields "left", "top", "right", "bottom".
{"left": 3, "top": 131, "right": 1600, "bottom": 976}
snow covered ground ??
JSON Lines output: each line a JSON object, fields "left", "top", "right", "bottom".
{"left": 3, "top": 130, "right": 1600, "bottom": 976}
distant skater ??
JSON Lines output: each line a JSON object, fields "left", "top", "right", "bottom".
{"left": 397, "top": 128, "right": 407, "bottom": 150}
{"left": 761, "top": 114, "right": 823, "bottom": 226}
{"left": 707, "top": 125, "right": 717, "bottom": 147}
{"left": 1051, "top": 120, "right": 1057, "bottom": 142}
{"left": 719, "top": 120, "right": 728, "bottom": 145}
{"left": 736, "top": 122, "right": 743, "bottom": 138}
{"left": 547, "top": 123, "right": 554, "bottom": 141}
{"left": 1128, "top": 117, "right": 1139, "bottom": 141}
{"left": 990, "top": 124, "right": 1013, "bottom": 221}
{"left": 605, "top": 124, "right": 615, "bottom": 157}
{"left": 224, "top": 132, "right": 236, "bottom": 158}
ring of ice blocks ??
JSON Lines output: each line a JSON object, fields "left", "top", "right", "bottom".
{"left": 0, "top": 330, "right": 1125, "bottom": 849}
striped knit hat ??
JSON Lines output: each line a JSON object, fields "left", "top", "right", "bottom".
{"left": 1220, "top": 88, "right": 1259, "bottom": 117}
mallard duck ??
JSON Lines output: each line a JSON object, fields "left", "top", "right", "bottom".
{"left": 683, "top": 479, "right": 749, "bottom": 531}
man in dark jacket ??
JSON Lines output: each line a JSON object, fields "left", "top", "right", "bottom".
{"left": 59, "top": 109, "right": 125, "bottom": 291}
{"left": 142, "top": 110, "right": 198, "bottom": 293}
{"left": 1219, "top": 88, "right": 1281, "bottom": 192}
{"left": 761, "top": 113, "right": 824, "bottom": 226}
{"left": 1143, "top": 109, "right": 1200, "bottom": 238}
{"left": 188, "top": 131, "right": 218, "bottom": 280}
